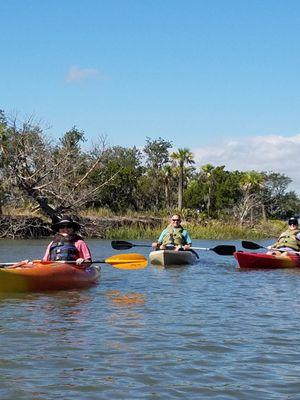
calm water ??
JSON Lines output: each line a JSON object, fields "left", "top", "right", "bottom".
{"left": 1, "top": 238, "right": 300, "bottom": 399}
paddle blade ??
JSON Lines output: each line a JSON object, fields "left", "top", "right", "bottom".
{"left": 111, "top": 240, "right": 134, "bottom": 250}
{"left": 105, "top": 253, "right": 148, "bottom": 270}
{"left": 241, "top": 241, "right": 263, "bottom": 250}
{"left": 212, "top": 245, "right": 236, "bottom": 256}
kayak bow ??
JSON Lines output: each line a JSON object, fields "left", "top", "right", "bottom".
{"left": 149, "top": 249, "right": 197, "bottom": 266}
{"left": 0, "top": 261, "right": 100, "bottom": 292}
{"left": 234, "top": 251, "right": 300, "bottom": 269}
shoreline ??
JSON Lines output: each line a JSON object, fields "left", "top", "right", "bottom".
{"left": 0, "top": 215, "right": 283, "bottom": 240}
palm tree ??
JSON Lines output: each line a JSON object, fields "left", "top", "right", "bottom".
{"left": 201, "top": 163, "right": 215, "bottom": 217}
{"left": 163, "top": 164, "right": 172, "bottom": 209}
{"left": 171, "top": 148, "right": 194, "bottom": 210}
{"left": 239, "top": 171, "right": 265, "bottom": 224}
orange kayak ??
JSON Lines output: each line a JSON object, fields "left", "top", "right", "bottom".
{"left": 0, "top": 261, "right": 100, "bottom": 292}
{"left": 234, "top": 251, "right": 300, "bottom": 269}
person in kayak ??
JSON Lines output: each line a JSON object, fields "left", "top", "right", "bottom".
{"left": 152, "top": 214, "right": 192, "bottom": 251}
{"left": 267, "top": 216, "right": 300, "bottom": 255}
{"left": 43, "top": 215, "right": 92, "bottom": 265}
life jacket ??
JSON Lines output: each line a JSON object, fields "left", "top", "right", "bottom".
{"left": 49, "top": 234, "right": 81, "bottom": 261}
{"left": 274, "top": 229, "right": 300, "bottom": 251}
{"left": 162, "top": 224, "right": 186, "bottom": 246}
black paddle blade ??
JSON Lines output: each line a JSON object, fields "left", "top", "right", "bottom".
{"left": 212, "top": 245, "right": 236, "bottom": 256}
{"left": 111, "top": 240, "right": 134, "bottom": 250}
{"left": 241, "top": 241, "right": 263, "bottom": 250}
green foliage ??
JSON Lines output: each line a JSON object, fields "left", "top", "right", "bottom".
{"left": 1, "top": 108, "right": 300, "bottom": 224}
{"left": 88, "top": 146, "right": 143, "bottom": 212}
{"left": 140, "top": 137, "right": 174, "bottom": 210}
{"left": 143, "top": 137, "right": 172, "bottom": 170}
{"left": 59, "top": 126, "right": 86, "bottom": 152}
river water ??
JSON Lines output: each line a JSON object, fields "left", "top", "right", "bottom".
{"left": 0, "top": 238, "right": 300, "bottom": 399}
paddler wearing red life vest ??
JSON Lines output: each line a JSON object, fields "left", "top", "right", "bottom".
{"left": 152, "top": 214, "right": 192, "bottom": 251}
{"left": 43, "top": 215, "right": 92, "bottom": 265}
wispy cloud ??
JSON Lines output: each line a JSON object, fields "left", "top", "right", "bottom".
{"left": 66, "top": 66, "right": 102, "bottom": 83}
{"left": 192, "top": 134, "right": 300, "bottom": 194}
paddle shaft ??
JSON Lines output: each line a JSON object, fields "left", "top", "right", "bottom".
{"left": 0, "top": 253, "right": 148, "bottom": 270}
{"left": 0, "top": 260, "right": 104, "bottom": 267}
{"left": 111, "top": 240, "right": 235, "bottom": 255}
{"left": 241, "top": 240, "right": 300, "bottom": 254}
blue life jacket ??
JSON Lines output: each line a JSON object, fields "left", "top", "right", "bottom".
{"left": 49, "top": 234, "right": 80, "bottom": 261}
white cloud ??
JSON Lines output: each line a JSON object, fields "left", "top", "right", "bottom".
{"left": 192, "top": 134, "right": 300, "bottom": 194}
{"left": 66, "top": 66, "right": 101, "bottom": 83}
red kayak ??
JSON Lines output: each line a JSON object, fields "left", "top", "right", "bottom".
{"left": 0, "top": 261, "right": 100, "bottom": 292}
{"left": 234, "top": 251, "right": 300, "bottom": 269}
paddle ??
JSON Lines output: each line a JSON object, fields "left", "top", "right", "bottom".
{"left": 241, "top": 241, "right": 267, "bottom": 251}
{"left": 111, "top": 240, "right": 152, "bottom": 250}
{"left": 191, "top": 245, "right": 236, "bottom": 256}
{"left": 0, "top": 253, "right": 148, "bottom": 270}
{"left": 111, "top": 240, "right": 236, "bottom": 256}
{"left": 241, "top": 240, "right": 288, "bottom": 254}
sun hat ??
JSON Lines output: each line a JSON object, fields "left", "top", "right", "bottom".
{"left": 51, "top": 215, "right": 81, "bottom": 232}
{"left": 288, "top": 217, "right": 299, "bottom": 226}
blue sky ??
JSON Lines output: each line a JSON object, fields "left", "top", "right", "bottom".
{"left": 2, "top": 1, "right": 300, "bottom": 191}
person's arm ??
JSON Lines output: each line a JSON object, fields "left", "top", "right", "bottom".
{"left": 152, "top": 229, "right": 167, "bottom": 249}
{"left": 75, "top": 240, "right": 92, "bottom": 265}
{"left": 43, "top": 242, "right": 53, "bottom": 261}
{"left": 157, "top": 228, "right": 167, "bottom": 244}
{"left": 182, "top": 230, "right": 192, "bottom": 250}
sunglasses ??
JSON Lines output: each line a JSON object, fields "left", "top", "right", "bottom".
{"left": 60, "top": 224, "right": 73, "bottom": 229}
{"left": 172, "top": 219, "right": 180, "bottom": 222}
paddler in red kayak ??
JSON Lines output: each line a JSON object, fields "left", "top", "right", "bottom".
{"left": 152, "top": 214, "right": 192, "bottom": 251}
{"left": 267, "top": 216, "right": 300, "bottom": 255}
{"left": 43, "top": 215, "right": 92, "bottom": 265}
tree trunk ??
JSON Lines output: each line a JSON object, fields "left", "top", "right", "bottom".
{"left": 165, "top": 184, "right": 170, "bottom": 209}
{"left": 261, "top": 204, "right": 267, "bottom": 222}
{"left": 207, "top": 186, "right": 211, "bottom": 217}
{"left": 250, "top": 207, "right": 253, "bottom": 225}
{"left": 178, "top": 164, "right": 183, "bottom": 210}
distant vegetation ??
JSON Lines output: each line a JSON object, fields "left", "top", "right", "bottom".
{"left": 1, "top": 109, "right": 300, "bottom": 228}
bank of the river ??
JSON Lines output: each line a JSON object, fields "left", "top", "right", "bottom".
{"left": 0, "top": 214, "right": 285, "bottom": 240}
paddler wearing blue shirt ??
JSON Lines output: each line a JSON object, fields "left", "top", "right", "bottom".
{"left": 152, "top": 214, "right": 192, "bottom": 251}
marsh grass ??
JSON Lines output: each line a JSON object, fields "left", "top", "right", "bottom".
{"left": 102, "top": 219, "right": 284, "bottom": 240}
{"left": 3, "top": 207, "right": 285, "bottom": 240}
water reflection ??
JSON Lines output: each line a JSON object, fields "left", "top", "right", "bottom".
{"left": 106, "top": 290, "right": 146, "bottom": 307}
{"left": 2, "top": 239, "right": 300, "bottom": 399}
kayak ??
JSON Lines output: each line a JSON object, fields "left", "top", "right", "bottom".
{"left": 234, "top": 251, "right": 300, "bottom": 269}
{"left": 149, "top": 250, "right": 197, "bottom": 267}
{"left": 0, "top": 261, "right": 100, "bottom": 293}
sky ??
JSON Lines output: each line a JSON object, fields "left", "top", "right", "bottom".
{"left": 1, "top": 0, "right": 300, "bottom": 192}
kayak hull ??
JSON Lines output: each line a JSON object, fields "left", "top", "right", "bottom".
{"left": 149, "top": 250, "right": 197, "bottom": 267}
{"left": 234, "top": 251, "right": 300, "bottom": 269}
{"left": 0, "top": 262, "right": 100, "bottom": 293}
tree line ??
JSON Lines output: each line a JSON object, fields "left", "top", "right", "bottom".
{"left": 1, "top": 110, "right": 299, "bottom": 223}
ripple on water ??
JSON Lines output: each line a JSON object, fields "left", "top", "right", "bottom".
{"left": 1, "top": 239, "right": 300, "bottom": 399}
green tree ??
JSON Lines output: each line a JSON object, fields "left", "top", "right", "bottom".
{"left": 88, "top": 146, "right": 143, "bottom": 212}
{"left": 236, "top": 171, "right": 265, "bottom": 224}
{"left": 143, "top": 137, "right": 173, "bottom": 209}
{"left": 171, "top": 148, "right": 195, "bottom": 210}
{"left": 144, "top": 137, "right": 172, "bottom": 170}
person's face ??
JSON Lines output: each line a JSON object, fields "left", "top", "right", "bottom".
{"left": 289, "top": 223, "right": 298, "bottom": 231}
{"left": 59, "top": 224, "right": 74, "bottom": 234}
{"left": 171, "top": 215, "right": 181, "bottom": 227}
